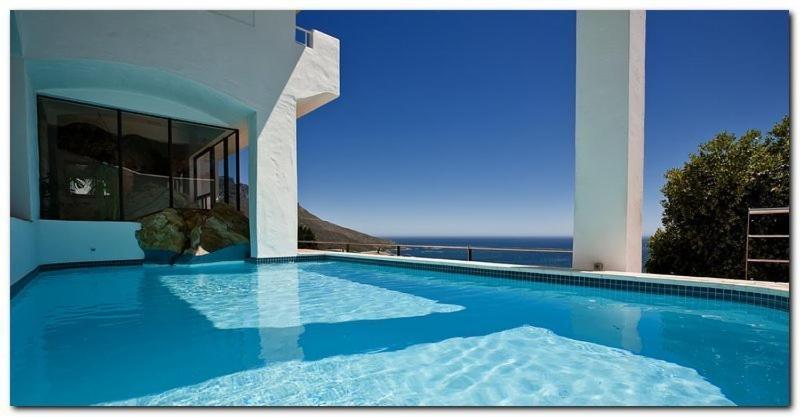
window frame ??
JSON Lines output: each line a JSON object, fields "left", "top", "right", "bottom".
{"left": 36, "top": 94, "right": 241, "bottom": 222}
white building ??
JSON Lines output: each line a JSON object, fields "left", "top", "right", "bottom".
{"left": 10, "top": 10, "right": 645, "bottom": 286}
{"left": 10, "top": 11, "right": 340, "bottom": 284}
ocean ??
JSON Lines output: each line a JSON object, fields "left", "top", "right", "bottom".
{"left": 385, "top": 237, "right": 651, "bottom": 270}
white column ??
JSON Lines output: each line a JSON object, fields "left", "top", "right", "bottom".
{"left": 573, "top": 10, "right": 645, "bottom": 272}
{"left": 249, "top": 94, "right": 298, "bottom": 258}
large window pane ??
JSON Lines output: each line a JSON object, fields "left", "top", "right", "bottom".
{"left": 214, "top": 139, "right": 227, "bottom": 205}
{"left": 225, "top": 134, "right": 245, "bottom": 213}
{"left": 37, "top": 96, "right": 239, "bottom": 219}
{"left": 121, "top": 113, "right": 169, "bottom": 220}
{"left": 37, "top": 97, "right": 120, "bottom": 220}
{"left": 171, "top": 121, "right": 234, "bottom": 209}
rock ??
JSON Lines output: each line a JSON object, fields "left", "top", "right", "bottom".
{"left": 135, "top": 208, "right": 186, "bottom": 253}
{"left": 135, "top": 203, "right": 250, "bottom": 263}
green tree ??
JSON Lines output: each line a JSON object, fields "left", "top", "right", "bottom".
{"left": 646, "top": 116, "right": 790, "bottom": 281}
{"left": 298, "top": 224, "right": 318, "bottom": 249}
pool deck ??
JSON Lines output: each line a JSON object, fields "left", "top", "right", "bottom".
{"left": 297, "top": 249, "right": 790, "bottom": 298}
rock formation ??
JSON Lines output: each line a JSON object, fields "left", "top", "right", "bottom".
{"left": 136, "top": 203, "right": 249, "bottom": 263}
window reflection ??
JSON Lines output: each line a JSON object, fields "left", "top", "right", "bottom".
{"left": 121, "top": 113, "right": 169, "bottom": 220}
{"left": 171, "top": 121, "right": 234, "bottom": 210}
{"left": 37, "top": 96, "right": 240, "bottom": 221}
{"left": 38, "top": 97, "right": 120, "bottom": 220}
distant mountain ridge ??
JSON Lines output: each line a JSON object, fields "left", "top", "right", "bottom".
{"left": 298, "top": 205, "right": 393, "bottom": 249}
{"left": 224, "top": 181, "right": 390, "bottom": 249}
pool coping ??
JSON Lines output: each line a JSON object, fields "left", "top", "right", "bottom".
{"left": 11, "top": 253, "right": 789, "bottom": 311}
{"left": 311, "top": 251, "right": 789, "bottom": 295}
{"left": 290, "top": 251, "right": 790, "bottom": 311}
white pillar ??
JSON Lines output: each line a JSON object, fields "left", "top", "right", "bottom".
{"left": 249, "top": 94, "right": 298, "bottom": 258}
{"left": 573, "top": 10, "right": 645, "bottom": 272}
{"left": 247, "top": 31, "right": 339, "bottom": 259}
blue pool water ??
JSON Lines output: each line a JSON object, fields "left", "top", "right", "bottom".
{"left": 11, "top": 260, "right": 788, "bottom": 406}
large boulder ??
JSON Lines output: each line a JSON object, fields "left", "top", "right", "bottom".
{"left": 135, "top": 203, "right": 250, "bottom": 263}
{"left": 136, "top": 208, "right": 186, "bottom": 253}
{"left": 185, "top": 203, "right": 249, "bottom": 255}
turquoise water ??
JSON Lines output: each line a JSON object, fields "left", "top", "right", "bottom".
{"left": 11, "top": 260, "right": 788, "bottom": 406}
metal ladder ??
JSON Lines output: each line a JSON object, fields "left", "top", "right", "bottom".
{"left": 745, "top": 207, "right": 790, "bottom": 280}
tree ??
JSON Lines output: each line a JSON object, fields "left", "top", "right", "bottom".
{"left": 298, "top": 224, "right": 318, "bottom": 249}
{"left": 646, "top": 116, "right": 789, "bottom": 281}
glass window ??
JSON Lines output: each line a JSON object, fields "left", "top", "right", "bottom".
{"left": 225, "top": 134, "right": 245, "bottom": 213}
{"left": 120, "top": 113, "right": 169, "bottom": 220}
{"left": 171, "top": 120, "right": 234, "bottom": 209}
{"left": 37, "top": 97, "right": 120, "bottom": 220}
{"left": 214, "top": 139, "right": 227, "bottom": 205}
{"left": 37, "top": 96, "right": 239, "bottom": 220}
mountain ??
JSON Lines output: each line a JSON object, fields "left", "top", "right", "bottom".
{"left": 298, "top": 205, "right": 394, "bottom": 251}
{"left": 223, "top": 181, "right": 392, "bottom": 251}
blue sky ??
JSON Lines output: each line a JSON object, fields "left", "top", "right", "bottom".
{"left": 294, "top": 11, "right": 789, "bottom": 238}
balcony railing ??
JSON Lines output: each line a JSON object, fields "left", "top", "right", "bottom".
{"left": 295, "top": 26, "right": 313, "bottom": 48}
{"left": 298, "top": 240, "right": 573, "bottom": 267}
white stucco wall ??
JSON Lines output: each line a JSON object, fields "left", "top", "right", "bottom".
{"left": 250, "top": 95, "right": 299, "bottom": 257}
{"left": 10, "top": 218, "right": 38, "bottom": 285}
{"left": 13, "top": 11, "right": 302, "bottom": 121}
{"left": 249, "top": 29, "right": 340, "bottom": 258}
{"left": 10, "top": 13, "right": 37, "bottom": 221}
{"left": 9, "top": 219, "right": 143, "bottom": 284}
{"left": 10, "top": 11, "right": 341, "bottom": 280}
{"left": 36, "top": 221, "right": 144, "bottom": 266}
{"left": 573, "top": 11, "right": 645, "bottom": 273}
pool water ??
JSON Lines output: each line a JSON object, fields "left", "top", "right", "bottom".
{"left": 11, "top": 260, "right": 789, "bottom": 406}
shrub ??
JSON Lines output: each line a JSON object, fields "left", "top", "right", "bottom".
{"left": 646, "top": 116, "right": 789, "bottom": 281}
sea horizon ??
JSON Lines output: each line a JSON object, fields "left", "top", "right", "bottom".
{"left": 381, "top": 236, "right": 651, "bottom": 269}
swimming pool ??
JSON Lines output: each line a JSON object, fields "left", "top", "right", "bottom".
{"left": 11, "top": 259, "right": 789, "bottom": 406}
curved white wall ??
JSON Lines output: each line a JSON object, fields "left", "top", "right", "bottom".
{"left": 36, "top": 221, "right": 144, "bottom": 266}
{"left": 10, "top": 219, "right": 143, "bottom": 284}
{"left": 10, "top": 11, "right": 341, "bottom": 283}
{"left": 10, "top": 219, "right": 37, "bottom": 285}
{"left": 14, "top": 11, "right": 302, "bottom": 123}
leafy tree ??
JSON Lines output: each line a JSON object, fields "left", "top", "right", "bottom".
{"left": 298, "top": 225, "right": 318, "bottom": 249}
{"left": 646, "top": 116, "right": 789, "bottom": 281}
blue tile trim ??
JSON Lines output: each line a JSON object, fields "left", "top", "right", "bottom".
{"left": 10, "top": 266, "right": 41, "bottom": 299}
{"left": 11, "top": 254, "right": 789, "bottom": 311}
{"left": 247, "top": 255, "right": 328, "bottom": 264}
{"left": 38, "top": 259, "right": 143, "bottom": 271}
{"left": 10, "top": 259, "right": 144, "bottom": 300}
{"left": 332, "top": 256, "right": 790, "bottom": 312}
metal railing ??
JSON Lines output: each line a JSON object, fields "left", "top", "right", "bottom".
{"left": 295, "top": 27, "right": 313, "bottom": 48}
{"left": 745, "top": 207, "right": 790, "bottom": 280}
{"left": 298, "top": 240, "right": 572, "bottom": 263}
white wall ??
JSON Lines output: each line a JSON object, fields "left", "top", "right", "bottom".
{"left": 249, "top": 30, "right": 340, "bottom": 258}
{"left": 573, "top": 11, "right": 645, "bottom": 273}
{"left": 10, "top": 219, "right": 38, "bottom": 285}
{"left": 9, "top": 219, "right": 144, "bottom": 285}
{"left": 10, "top": 13, "right": 37, "bottom": 221}
{"left": 250, "top": 95, "right": 299, "bottom": 258}
{"left": 36, "top": 221, "right": 144, "bottom": 266}
{"left": 10, "top": 11, "right": 340, "bottom": 272}
{"left": 14, "top": 11, "right": 302, "bottom": 122}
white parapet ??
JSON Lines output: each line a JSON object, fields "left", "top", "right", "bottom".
{"left": 573, "top": 11, "right": 645, "bottom": 273}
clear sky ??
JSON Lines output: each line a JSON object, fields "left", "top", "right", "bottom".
{"left": 294, "top": 10, "right": 789, "bottom": 238}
